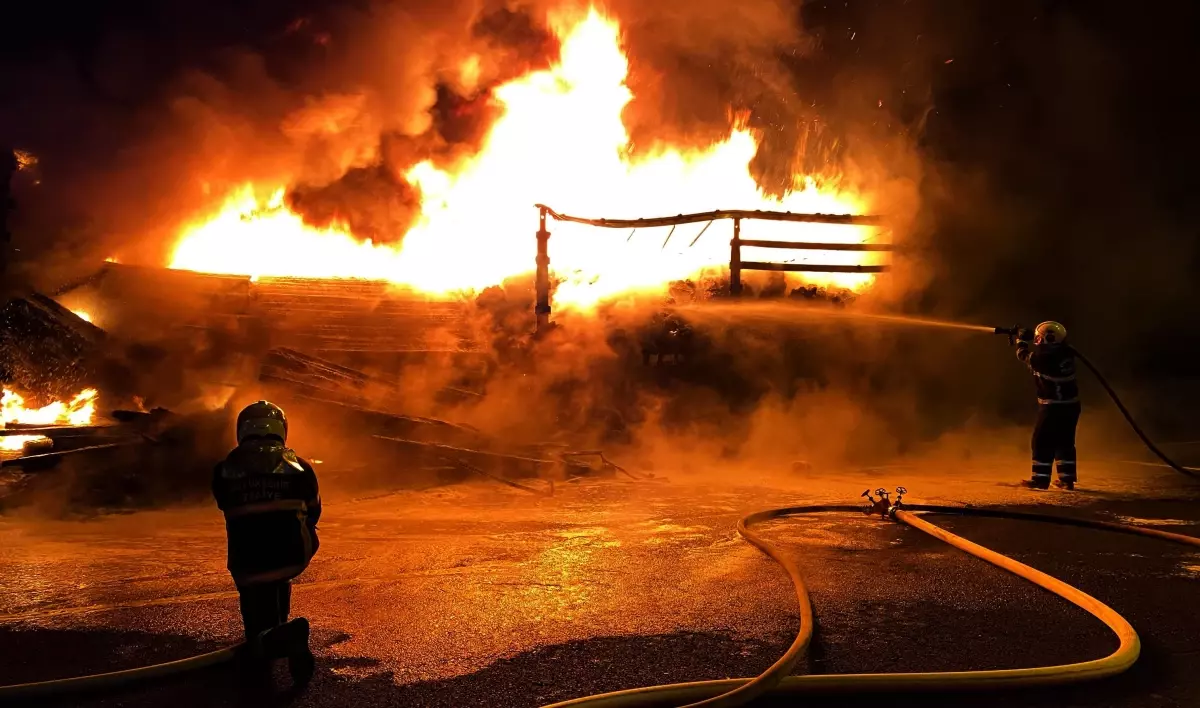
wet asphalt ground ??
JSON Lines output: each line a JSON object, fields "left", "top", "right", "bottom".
{"left": 1, "top": 456, "right": 1199, "bottom": 708}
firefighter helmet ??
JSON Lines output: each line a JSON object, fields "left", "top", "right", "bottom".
{"left": 1034, "top": 321, "right": 1067, "bottom": 345}
{"left": 236, "top": 400, "right": 288, "bottom": 444}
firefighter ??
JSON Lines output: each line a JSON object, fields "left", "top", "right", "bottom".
{"left": 212, "top": 400, "right": 320, "bottom": 683}
{"left": 1014, "top": 322, "right": 1080, "bottom": 490}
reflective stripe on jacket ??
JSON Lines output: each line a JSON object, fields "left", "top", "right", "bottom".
{"left": 212, "top": 441, "right": 321, "bottom": 588}
{"left": 1016, "top": 341, "right": 1080, "bottom": 404}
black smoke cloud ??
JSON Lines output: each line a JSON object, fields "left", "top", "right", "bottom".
{"left": 0, "top": 0, "right": 563, "bottom": 283}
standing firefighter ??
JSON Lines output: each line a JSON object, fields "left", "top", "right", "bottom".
{"left": 213, "top": 401, "right": 320, "bottom": 685}
{"left": 1014, "top": 322, "right": 1080, "bottom": 490}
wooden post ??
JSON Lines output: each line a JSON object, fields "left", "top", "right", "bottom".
{"left": 729, "top": 217, "right": 743, "bottom": 296}
{"left": 535, "top": 207, "right": 551, "bottom": 333}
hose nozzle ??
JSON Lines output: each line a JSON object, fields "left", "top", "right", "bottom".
{"left": 994, "top": 325, "right": 1026, "bottom": 346}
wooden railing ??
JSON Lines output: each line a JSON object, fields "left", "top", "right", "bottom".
{"left": 533, "top": 205, "right": 891, "bottom": 330}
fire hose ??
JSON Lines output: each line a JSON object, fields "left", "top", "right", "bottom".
{"left": 1, "top": 500, "right": 1197, "bottom": 705}
{"left": 543, "top": 501, "right": 1200, "bottom": 708}
{"left": 1071, "top": 348, "right": 1199, "bottom": 480}
{"left": 0, "top": 644, "right": 241, "bottom": 702}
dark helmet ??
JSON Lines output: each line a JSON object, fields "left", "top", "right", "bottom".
{"left": 236, "top": 400, "right": 288, "bottom": 444}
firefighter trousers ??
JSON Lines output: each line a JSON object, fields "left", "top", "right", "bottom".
{"left": 238, "top": 579, "right": 292, "bottom": 641}
{"left": 1031, "top": 402, "right": 1081, "bottom": 483}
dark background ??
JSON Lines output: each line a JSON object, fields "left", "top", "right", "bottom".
{"left": 2, "top": 0, "right": 1198, "bottom": 381}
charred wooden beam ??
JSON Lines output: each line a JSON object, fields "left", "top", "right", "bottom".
{"left": 737, "top": 239, "right": 896, "bottom": 251}
{"left": 0, "top": 441, "right": 142, "bottom": 470}
{"left": 558, "top": 450, "right": 638, "bottom": 480}
{"left": 264, "top": 347, "right": 370, "bottom": 384}
{"left": 738, "top": 262, "right": 890, "bottom": 274}
{"left": 261, "top": 349, "right": 485, "bottom": 435}
{"left": 374, "top": 436, "right": 551, "bottom": 465}
{"left": 0, "top": 424, "right": 108, "bottom": 436}
{"left": 374, "top": 436, "right": 563, "bottom": 479}
{"left": 454, "top": 459, "right": 553, "bottom": 496}
{"left": 288, "top": 394, "right": 485, "bottom": 449}
{"left": 536, "top": 204, "right": 884, "bottom": 228}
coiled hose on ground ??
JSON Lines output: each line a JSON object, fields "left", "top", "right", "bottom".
{"left": 2, "top": 502, "right": 1197, "bottom": 706}
{"left": 543, "top": 503, "right": 1200, "bottom": 708}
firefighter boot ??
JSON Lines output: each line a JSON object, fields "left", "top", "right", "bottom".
{"left": 286, "top": 617, "right": 315, "bottom": 687}
{"left": 1055, "top": 460, "right": 1077, "bottom": 490}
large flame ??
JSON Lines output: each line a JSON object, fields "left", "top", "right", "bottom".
{"left": 1, "top": 389, "right": 98, "bottom": 428}
{"left": 0, "top": 435, "right": 51, "bottom": 453}
{"left": 169, "top": 8, "right": 883, "bottom": 308}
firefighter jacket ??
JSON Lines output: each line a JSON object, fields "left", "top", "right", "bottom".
{"left": 212, "top": 440, "right": 321, "bottom": 588}
{"left": 1015, "top": 341, "right": 1080, "bottom": 405}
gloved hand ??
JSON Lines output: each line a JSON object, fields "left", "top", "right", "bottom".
{"left": 1016, "top": 327, "right": 1034, "bottom": 344}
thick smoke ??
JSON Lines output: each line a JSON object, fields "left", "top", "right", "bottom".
{"left": 3, "top": 0, "right": 923, "bottom": 284}
{"left": 5, "top": 0, "right": 1199, "bottom": 506}
{"left": 2, "top": 0, "right": 564, "bottom": 287}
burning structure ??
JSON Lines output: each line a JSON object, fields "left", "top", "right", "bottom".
{"left": 1, "top": 3, "right": 919, "bottom": 508}
{"left": 143, "top": 8, "right": 894, "bottom": 306}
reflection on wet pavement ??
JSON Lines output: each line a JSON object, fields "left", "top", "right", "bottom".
{"left": 0, "top": 459, "right": 1198, "bottom": 706}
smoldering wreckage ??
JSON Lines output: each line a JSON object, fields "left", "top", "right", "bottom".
{"left": 0, "top": 231, "right": 886, "bottom": 512}
{"left": 0, "top": 267, "right": 635, "bottom": 509}
{"left": 1, "top": 3, "right": 905, "bottom": 509}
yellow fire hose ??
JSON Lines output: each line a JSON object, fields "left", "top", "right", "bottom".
{"left": 542, "top": 503, "right": 1200, "bottom": 708}
{"left": 0, "top": 644, "right": 241, "bottom": 702}
{"left": 0, "top": 503, "right": 1197, "bottom": 706}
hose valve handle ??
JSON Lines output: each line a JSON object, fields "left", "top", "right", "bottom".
{"left": 886, "top": 486, "right": 908, "bottom": 517}
{"left": 863, "top": 489, "right": 892, "bottom": 518}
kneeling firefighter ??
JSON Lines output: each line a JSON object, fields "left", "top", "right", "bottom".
{"left": 1013, "top": 322, "right": 1080, "bottom": 490}
{"left": 212, "top": 401, "right": 320, "bottom": 681}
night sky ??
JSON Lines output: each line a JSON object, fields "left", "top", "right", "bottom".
{"left": 3, "top": 0, "right": 1199, "bottom": 377}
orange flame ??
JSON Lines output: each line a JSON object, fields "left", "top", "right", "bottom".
{"left": 170, "top": 8, "right": 883, "bottom": 308}
{"left": 0, "top": 435, "right": 51, "bottom": 453}
{"left": 1, "top": 389, "right": 98, "bottom": 428}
